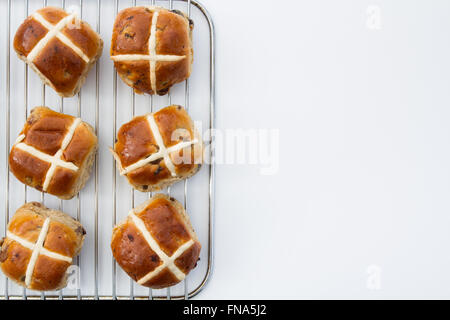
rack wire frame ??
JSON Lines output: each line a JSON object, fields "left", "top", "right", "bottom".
{"left": 1, "top": 0, "right": 215, "bottom": 300}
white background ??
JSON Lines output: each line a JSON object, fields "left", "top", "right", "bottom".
{"left": 201, "top": 0, "right": 450, "bottom": 299}
{"left": 1, "top": 0, "right": 450, "bottom": 300}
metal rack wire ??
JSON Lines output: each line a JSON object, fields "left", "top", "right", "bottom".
{"left": 1, "top": 0, "right": 215, "bottom": 300}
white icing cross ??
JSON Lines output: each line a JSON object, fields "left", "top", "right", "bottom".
{"left": 129, "top": 210, "right": 194, "bottom": 285}
{"left": 14, "top": 117, "right": 81, "bottom": 192}
{"left": 7, "top": 218, "right": 73, "bottom": 287}
{"left": 110, "top": 7, "right": 187, "bottom": 93}
{"left": 27, "top": 12, "right": 89, "bottom": 64}
{"left": 117, "top": 113, "right": 198, "bottom": 177}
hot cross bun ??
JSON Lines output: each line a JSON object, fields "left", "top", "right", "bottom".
{"left": 14, "top": 6, "right": 103, "bottom": 97}
{"left": 0, "top": 202, "right": 86, "bottom": 291}
{"left": 9, "top": 107, "right": 98, "bottom": 200}
{"left": 110, "top": 105, "right": 202, "bottom": 192}
{"left": 111, "top": 194, "right": 201, "bottom": 289}
{"left": 111, "top": 6, "right": 193, "bottom": 95}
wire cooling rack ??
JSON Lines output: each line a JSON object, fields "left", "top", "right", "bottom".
{"left": 0, "top": 0, "right": 215, "bottom": 299}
